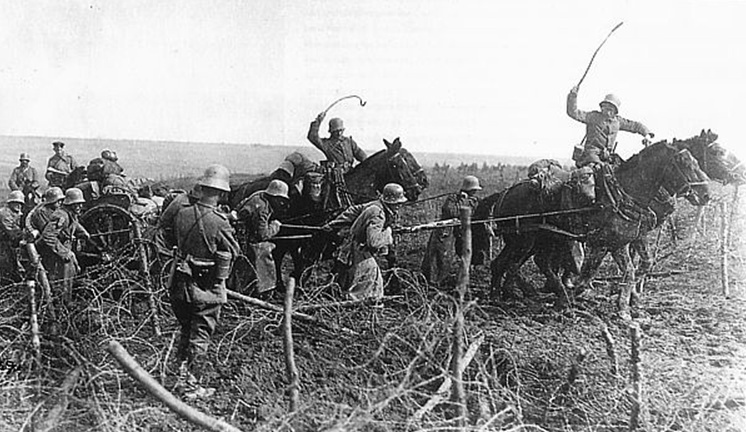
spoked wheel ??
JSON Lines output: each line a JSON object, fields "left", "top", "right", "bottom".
{"left": 79, "top": 204, "right": 137, "bottom": 266}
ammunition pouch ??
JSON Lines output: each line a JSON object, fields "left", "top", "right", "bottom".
{"left": 185, "top": 255, "right": 215, "bottom": 279}
{"left": 214, "top": 250, "right": 232, "bottom": 280}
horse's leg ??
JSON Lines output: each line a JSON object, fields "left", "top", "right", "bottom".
{"left": 272, "top": 245, "right": 287, "bottom": 292}
{"left": 610, "top": 245, "right": 635, "bottom": 321}
{"left": 575, "top": 245, "right": 608, "bottom": 297}
{"left": 502, "top": 234, "right": 537, "bottom": 299}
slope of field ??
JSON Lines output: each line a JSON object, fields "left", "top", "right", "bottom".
{"left": 0, "top": 169, "right": 742, "bottom": 431}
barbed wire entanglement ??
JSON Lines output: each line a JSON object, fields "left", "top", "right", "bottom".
{"left": 0, "top": 175, "right": 744, "bottom": 431}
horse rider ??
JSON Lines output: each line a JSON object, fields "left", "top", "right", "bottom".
{"left": 0, "top": 191, "right": 26, "bottom": 283}
{"left": 37, "top": 187, "right": 90, "bottom": 300}
{"left": 167, "top": 164, "right": 239, "bottom": 399}
{"left": 45, "top": 141, "right": 79, "bottom": 189}
{"left": 235, "top": 179, "right": 290, "bottom": 298}
{"left": 100, "top": 149, "right": 124, "bottom": 176}
{"left": 324, "top": 183, "right": 407, "bottom": 302}
{"left": 421, "top": 175, "right": 482, "bottom": 285}
{"left": 26, "top": 187, "right": 65, "bottom": 240}
{"left": 567, "top": 85, "right": 654, "bottom": 168}
{"left": 9, "top": 152, "right": 40, "bottom": 192}
{"left": 307, "top": 112, "right": 367, "bottom": 173}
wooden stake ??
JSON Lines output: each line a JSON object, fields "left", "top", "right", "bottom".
{"left": 132, "top": 222, "right": 161, "bottom": 336}
{"left": 35, "top": 367, "right": 82, "bottom": 432}
{"left": 629, "top": 323, "right": 643, "bottom": 431}
{"left": 449, "top": 206, "right": 472, "bottom": 428}
{"left": 283, "top": 278, "right": 300, "bottom": 412}
{"left": 107, "top": 340, "right": 243, "bottom": 432}
{"left": 24, "top": 242, "right": 55, "bottom": 319}
{"left": 27, "top": 280, "right": 42, "bottom": 368}
{"left": 720, "top": 200, "right": 730, "bottom": 298}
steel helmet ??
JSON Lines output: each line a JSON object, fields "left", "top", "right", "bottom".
{"left": 381, "top": 183, "right": 407, "bottom": 204}
{"left": 461, "top": 175, "right": 482, "bottom": 192}
{"left": 19, "top": 152, "right": 31, "bottom": 161}
{"left": 328, "top": 117, "right": 345, "bottom": 133}
{"left": 599, "top": 94, "right": 621, "bottom": 112}
{"left": 63, "top": 188, "right": 85, "bottom": 205}
{"left": 101, "top": 149, "right": 114, "bottom": 160}
{"left": 198, "top": 164, "right": 231, "bottom": 192}
{"left": 43, "top": 187, "right": 65, "bottom": 204}
{"left": 265, "top": 179, "right": 290, "bottom": 199}
{"left": 7, "top": 191, "right": 24, "bottom": 204}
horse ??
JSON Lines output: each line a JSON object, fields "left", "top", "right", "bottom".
{"left": 620, "top": 129, "right": 744, "bottom": 274}
{"left": 482, "top": 165, "right": 596, "bottom": 308}
{"left": 229, "top": 137, "right": 428, "bottom": 291}
{"left": 568, "top": 142, "right": 710, "bottom": 320}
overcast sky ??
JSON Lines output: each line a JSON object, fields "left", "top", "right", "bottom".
{"left": 0, "top": 0, "right": 744, "bottom": 162}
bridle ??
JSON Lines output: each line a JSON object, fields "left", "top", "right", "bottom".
{"left": 661, "top": 149, "right": 709, "bottom": 201}
{"left": 702, "top": 141, "right": 744, "bottom": 183}
{"left": 385, "top": 151, "right": 426, "bottom": 200}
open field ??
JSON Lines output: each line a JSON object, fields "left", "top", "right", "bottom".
{"left": 0, "top": 166, "right": 744, "bottom": 431}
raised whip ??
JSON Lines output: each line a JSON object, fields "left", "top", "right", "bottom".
{"left": 576, "top": 21, "right": 624, "bottom": 88}
{"left": 322, "top": 94, "right": 367, "bottom": 116}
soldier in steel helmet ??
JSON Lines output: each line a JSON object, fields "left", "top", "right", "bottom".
{"left": 9, "top": 152, "right": 40, "bottom": 192}
{"left": 45, "top": 141, "right": 79, "bottom": 188}
{"left": 26, "top": 187, "right": 65, "bottom": 239}
{"left": 0, "top": 191, "right": 26, "bottom": 283}
{"left": 307, "top": 112, "right": 367, "bottom": 172}
{"left": 37, "top": 187, "right": 90, "bottom": 297}
{"left": 324, "top": 183, "right": 407, "bottom": 301}
{"left": 421, "top": 175, "right": 483, "bottom": 285}
{"left": 567, "top": 85, "right": 654, "bottom": 167}
{"left": 167, "top": 164, "right": 240, "bottom": 400}
{"left": 235, "top": 179, "right": 290, "bottom": 297}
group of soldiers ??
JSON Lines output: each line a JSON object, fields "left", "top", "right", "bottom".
{"left": 0, "top": 88, "right": 652, "bottom": 399}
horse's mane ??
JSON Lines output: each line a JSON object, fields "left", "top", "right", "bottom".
{"left": 616, "top": 140, "right": 674, "bottom": 176}
{"left": 346, "top": 148, "right": 387, "bottom": 177}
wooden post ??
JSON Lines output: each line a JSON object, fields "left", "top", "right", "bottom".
{"left": 107, "top": 340, "right": 243, "bottom": 432}
{"left": 283, "top": 277, "right": 300, "bottom": 413}
{"left": 27, "top": 280, "right": 42, "bottom": 367}
{"left": 629, "top": 323, "right": 643, "bottom": 431}
{"left": 132, "top": 222, "right": 161, "bottom": 336}
{"left": 720, "top": 200, "right": 730, "bottom": 298}
{"left": 24, "top": 242, "right": 56, "bottom": 319}
{"left": 449, "top": 206, "right": 472, "bottom": 428}
{"left": 35, "top": 367, "right": 82, "bottom": 432}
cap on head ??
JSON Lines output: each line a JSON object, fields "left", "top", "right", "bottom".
{"left": 461, "top": 175, "right": 482, "bottom": 192}
{"left": 19, "top": 153, "right": 31, "bottom": 161}
{"left": 52, "top": 141, "right": 65, "bottom": 148}
{"left": 197, "top": 164, "right": 231, "bottom": 192}
{"left": 265, "top": 179, "right": 290, "bottom": 199}
{"left": 43, "top": 187, "right": 65, "bottom": 204}
{"left": 381, "top": 183, "right": 407, "bottom": 204}
{"left": 599, "top": 94, "right": 621, "bottom": 113}
{"left": 63, "top": 188, "right": 85, "bottom": 205}
{"left": 7, "top": 191, "right": 24, "bottom": 204}
{"left": 328, "top": 117, "right": 344, "bottom": 133}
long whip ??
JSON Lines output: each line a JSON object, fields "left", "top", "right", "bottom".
{"left": 322, "top": 95, "right": 367, "bottom": 116}
{"left": 576, "top": 21, "right": 624, "bottom": 88}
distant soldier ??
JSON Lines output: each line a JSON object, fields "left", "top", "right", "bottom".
{"left": 567, "top": 85, "right": 654, "bottom": 167}
{"left": 168, "top": 164, "right": 239, "bottom": 399}
{"left": 0, "top": 191, "right": 26, "bottom": 283}
{"left": 325, "top": 183, "right": 406, "bottom": 301}
{"left": 45, "top": 141, "right": 79, "bottom": 188}
{"left": 38, "top": 188, "right": 90, "bottom": 298}
{"left": 100, "top": 149, "right": 124, "bottom": 176}
{"left": 26, "top": 187, "right": 65, "bottom": 240}
{"left": 421, "top": 175, "right": 482, "bottom": 285}
{"left": 307, "top": 112, "right": 367, "bottom": 172}
{"left": 236, "top": 180, "right": 290, "bottom": 296}
{"left": 8, "top": 152, "right": 39, "bottom": 192}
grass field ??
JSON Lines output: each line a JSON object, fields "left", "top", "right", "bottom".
{"left": 0, "top": 167, "right": 744, "bottom": 431}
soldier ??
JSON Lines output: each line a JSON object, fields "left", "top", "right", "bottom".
{"left": 168, "top": 164, "right": 239, "bottom": 399}
{"left": 567, "top": 85, "right": 654, "bottom": 167}
{"left": 421, "top": 175, "right": 482, "bottom": 285}
{"left": 100, "top": 149, "right": 124, "bottom": 176}
{"left": 326, "top": 183, "right": 406, "bottom": 301}
{"left": 307, "top": 112, "right": 367, "bottom": 172}
{"left": 271, "top": 152, "right": 320, "bottom": 199}
{"left": 0, "top": 191, "right": 26, "bottom": 283}
{"left": 8, "top": 153, "right": 40, "bottom": 192}
{"left": 37, "top": 188, "right": 90, "bottom": 298}
{"left": 236, "top": 179, "right": 289, "bottom": 297}
{"left": 26, "top": 187, "right": 65, "bottom": 239}
{"left": 156, "top": 185, "right": 202, "bottom": 256}
{"left": 45, "top": 141, "right": 79, "bottom": 188}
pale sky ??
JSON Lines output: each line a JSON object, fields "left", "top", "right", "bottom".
{"left": 0, "top": 0, "right": 744, "bottom": 162}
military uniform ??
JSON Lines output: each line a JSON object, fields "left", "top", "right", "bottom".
{"left": 0, "top": 206, "right": 24, "bottom": 282}
{"left": 329, "top": 200, "right": 394, "bottom": 300}
{"left": 170, "top": 202, "right": 239, "bottom": 370}
{"left": 8, "top": 165, "right": 39, "bottom": 192}
{"left": 46, "top": 153, "right": 79, "bottom": 187}
{"left": 307, "top": 117, "right": 366, "bottom": 172}
{"left": 26, "top": 203, "right": 57, "bottom": 234}
{"left": 567, "top": 89, "right": 650, "bottom": 166}
{"left": 38, "top": 206, "right": 89, "bottom": 295}
{"left": 236, "top": 191, "right": 282, "bottom": 293}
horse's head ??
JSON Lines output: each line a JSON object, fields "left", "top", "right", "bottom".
{"left": 661, "top": 148, "right": 711, "bottom": 206}
{"left": 64, "top": 166, "right": 88, "bottom": 190}
{"left": 674, "top": 129, "right": 745, "bottom": 185}
{"left": 565, "top": 166, "right": 596, "bottom": 207}
{"left": 382, "top": 138, "right": 429, "bottom": 201}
